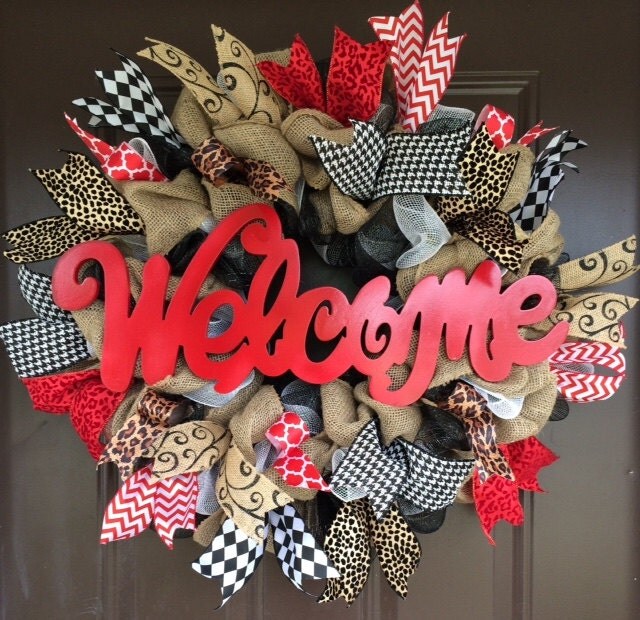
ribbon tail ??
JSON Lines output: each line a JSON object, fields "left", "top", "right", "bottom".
{"left": 100, "top": 467, "right": 155, "bottom": 543}
{"left": 192, "top": 517, "right": 265, "bottom": 608}
{"left": 318, "top": 499, "right": 372, "bottom": 606}
{"left": 370, "top": 503, "right": 421, "bottom": 598}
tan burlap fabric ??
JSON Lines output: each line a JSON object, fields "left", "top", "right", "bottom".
{"left": 353, "top": 381, "right": 422, "bottom": 444}
{"left": 320, "top": 379, "right": 373, "bottom": 447}
{"left": 204, "top": 372, "right": 264, "bottom": 427}
{"left": 534, "top": 292, "right": 637, "bottom": 347}
{"left": 171, "top": 87, "right": 217, "bottom": 147}
{"left": 138, "top": 39, "right": 241, "bottom": 131}
{"left": 557, "top": 235, "right": 638, "bottom": 291}
{"left": 308, "top": 188, "right": 338, "bottom": 235}
{"left": 300, "top": 155, "right": 332, "bottom": 190}
{"left": 203, "top": 180, "right": 262, "bottom": 221}
{"left": 495, "top": 368, "right": 558, "bottom": 443}
{"left": 281, "top": 108, "right": 353, "bottom": 158}
{"left": 398, "top": 209, "right": 566, "bottom": 299}
{"left": 115, "top": 170, "right": 212, "bottom": 255}
{"left": 228, "top": 385, "right": 283, "bottom": 464}
{"left": 104, "top": 381, "right": 145, "bottom": 438}
{"left": 193, "top": 508, "right": 227, "bottom": 547}
{"left": 211, "top": 25, "right": 285, "bottom": 127}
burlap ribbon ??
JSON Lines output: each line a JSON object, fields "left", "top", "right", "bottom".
{"left": 557, "top": 236, "right": 638, "bottom": 292}
{"left": 114, "top": 169, "right": 212, "bottom": 255}
{"left": 138, "top": 38, "right": 241, "bottom": 128}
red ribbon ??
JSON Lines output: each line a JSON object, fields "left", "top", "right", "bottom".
{"left": 549, "top": 340, "right": 626, "bottom": 402}
{"left": 22, "top": 369, "right": 126, "bottom": 460}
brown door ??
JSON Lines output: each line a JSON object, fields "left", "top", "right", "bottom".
{"left": 1, "top": 1, "right": 638, "bottom": 618}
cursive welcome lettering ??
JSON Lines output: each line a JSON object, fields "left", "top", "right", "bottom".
{"left": 52, "top": 203, "right": 569, "bottom": 406}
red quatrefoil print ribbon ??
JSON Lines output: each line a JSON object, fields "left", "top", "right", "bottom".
{"left": 266, "top": 412, "right": 330, "bottom": 491}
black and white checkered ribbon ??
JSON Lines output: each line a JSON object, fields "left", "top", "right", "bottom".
{"left": 311, "top": 119, "right": 471, "bottom": 201}
{"left": 192, "top": 505, "right": 338, "bottom": 607}
{"left": 73, "top": 52, "right": 185, "bottom": 149}
{"left": 331, "top": 419, "right": 473, "bottom": 520}
{"left": 0, "top": 266, "right": 91, "bottom": 377}
{"left": 510, "top": 130, "right": 587, "bottom": 233}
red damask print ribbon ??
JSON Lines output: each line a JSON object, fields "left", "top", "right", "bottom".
{"left": 472, "top": 436, "right": 558, "bottom": 543}
{"left": 22, "top": 369, "right": 126, "bottom": 460}
{"left": 100, "top": 466, "right": 198, "bottom": 549}
{"left": 257, "top": 27, "right": 389, "bottom": 126}
{"left": 474, "top": 104, "right": 556, "bottom": 150}
{"left": 549, "top": 340, "right": 626, "bottom": 402}
{"left": 265, "top": 411, "right": 330, "bottom": 491}
{"left": 65, "top": 114, "right": 166, "bottom": 181}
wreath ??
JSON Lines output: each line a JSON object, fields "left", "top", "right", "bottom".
{"left": 1, "top": 1, "right": 638, "bottom": 608}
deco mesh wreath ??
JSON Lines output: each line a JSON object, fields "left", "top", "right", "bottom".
{"left": 1, "top": 1, "right": 638, "bottom": 608}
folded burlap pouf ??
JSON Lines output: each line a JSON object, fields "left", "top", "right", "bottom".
{"left": 170, "top": 87, "right": 218, "bottom": 148}
{"left": 115, "top": 170, "right": 212, "bottom": 255}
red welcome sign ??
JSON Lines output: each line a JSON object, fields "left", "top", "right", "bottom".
{"left": 52, "top": 203, "right": 569, "bottom": 406}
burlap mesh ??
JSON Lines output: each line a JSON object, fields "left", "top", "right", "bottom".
{"left": 255, "top": 48, "right": 291, "bottom": 66}
{"left": 308, "top": 188, "right": 337, "bottom": 235}
{"left": 115, "top": 170, "right": 212, "bottom": 255}
{"left": 320, "top": 380, "right": 373, "bottom": 447}
{"left": 228, "top": 385, "right": 283, "bottom": 464}
{"left": 203, "top": 180, "right": 262, "bottom": 222}
{"left": 73, "top": 303, "right": 106, "bottom": 358}
{"left": 557, "top": 235, "right": 639, "bottom": 291}
{"left": 280, "top": 108, "right": 353, "bottom": 158}
{"left": 204, "top": 372, "right": 263, "bottom": 427}
{"left": 214, "top": 121, "right": 301, "bottom": 202}
{"left": 495, "top": 367, "right": 558, "bottom": 443}
{"left": 170, "top": 87, "right": 216, "bottom": 147}
{"left": 496, "top": 145, "right": 535, "bottom": 212}
{"left": 301, "top": 155, "right": 331, "bottom": 190}
{"left": 193, "top": 508, "right": 227, "bottom": 547}
{"left": 211, "top": 25, "right": 285, "bottom": 126}
{"left": 329, "top": 184, "right": 374, "bottom": 235}
{"left": 353, "top": 381, "right": 422, "bottom": 444}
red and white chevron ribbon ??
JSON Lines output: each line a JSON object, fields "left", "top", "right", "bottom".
{"left": 266, "top": 412, "right": 330, "bottom": 491}
{"left": 369, "top": 6, "right": 465, "bottom": 132}
{"left": 403, "top": 12, "right": 465, "bottom": 132}
{"left": 549, "top": 341, "right": 626, "bottom": 402}
{"left": 101, "top": 467, "right": 198, "bottom": 548}
{"left": 369, "top": 0, "right": 424, "bottom": 119}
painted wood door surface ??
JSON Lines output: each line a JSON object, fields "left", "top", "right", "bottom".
{"left": 1, "top": 1, "right": 638, "bottom": 618}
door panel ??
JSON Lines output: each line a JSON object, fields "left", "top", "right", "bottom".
{"left": 1, "top": 1, "right": 638, "bottom": 618}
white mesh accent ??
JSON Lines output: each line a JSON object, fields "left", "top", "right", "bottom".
{"left": 128, "top": 136, "right": 160, "bottom": 169}
{"left": 464, "top": 379, "right": 524, "bottom": 420}
{"left": 330, "top": 448, "right": 368, "bottom": 501}
{"left": 196, "top": 465, "right": 221, "bottom": 515}
{"left": 254, "top": 439, "right": 278, "bottom": 474}
{"left": 393, "top": 195, "right": 451, "bottom": 268}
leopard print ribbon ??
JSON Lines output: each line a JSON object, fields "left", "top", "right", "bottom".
{"left": 440, "top": 382, "right": 514, "bottom": 484}
{"left": 318, "top": 498, "right": 421, "bottom": 604}
{"left": 2, "top": 152, "right": 144, "bottom": 264}
{"left": 99, "top": 389, "right": 187, "bottom": 479}
{"left": 434, "top": 126, "right": 527, "bottom": 273}
{"left": 192, "top": 136, "right": 290, "bottom": 204}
